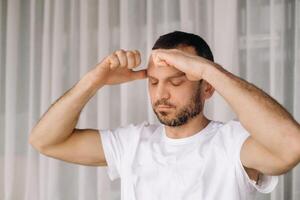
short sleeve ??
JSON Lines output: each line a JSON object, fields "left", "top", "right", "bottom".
{"left": 99, "top": 122, "right": 147, "bottom": 181}
{"left": 223, "top": 120, "right": 278, "bottom": 193}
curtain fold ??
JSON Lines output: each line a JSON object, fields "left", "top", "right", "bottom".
{"left": 1, "top": 0, "right": 299, "bottom": 199}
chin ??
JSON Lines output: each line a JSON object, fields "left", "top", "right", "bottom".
{"left": 157, "top": 111, "right": 175, "bottom": 118}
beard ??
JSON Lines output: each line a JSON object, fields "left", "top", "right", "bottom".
{"left": 153, "top": 82, "right": 203, "bottom": 127}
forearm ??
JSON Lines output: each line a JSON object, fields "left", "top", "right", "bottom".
{"left": 202, "top": 63, "right": 300, "bottom": 161}
{"left": 29, "top": 72, "right": 103, "bottom": 149}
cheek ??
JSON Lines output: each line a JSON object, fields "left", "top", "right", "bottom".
{"left": 169, "top": 88, "right": 193, "bottom": 106}
{"left": 173, "top": 95, "right": 189, "bottom": 106}
{"left": 172, "top": 88, "right": 195, "bottom": 103}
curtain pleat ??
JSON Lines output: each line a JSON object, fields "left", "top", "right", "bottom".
{"left": 4, "top": 0, "right": 20, "bottom": 199}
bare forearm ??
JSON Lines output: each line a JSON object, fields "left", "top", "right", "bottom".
{"left": 203, "top": 64, "right": 300, "bottom": 160}
{"left": 29, "top": 73, "right": 102, "bottom": 148}
{"left": 29, "top": 49, "right": 145, "bottom": 150}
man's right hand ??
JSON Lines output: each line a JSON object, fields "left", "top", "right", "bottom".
{"left": 29, "top": 49, "right": 147, "bottom": 167}
{"left": 87, "top": 49, "right": 147, "bottom": 88}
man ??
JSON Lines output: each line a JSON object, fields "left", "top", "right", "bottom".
{"left": 29, "top": 31, "right": 300, "bottom": 199}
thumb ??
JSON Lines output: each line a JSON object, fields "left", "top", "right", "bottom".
{"left": 186, "top": 74, "right": 200, "bottom": 81}
{"left": 130, "top": 69, "right": 147, "bottom": 80}
{"left": 152, "top": 49, "right": 175, "bottom": 66}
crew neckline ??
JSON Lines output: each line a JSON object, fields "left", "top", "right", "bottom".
{"left": 162, "top": 120, "right": 215, "bottom": 145}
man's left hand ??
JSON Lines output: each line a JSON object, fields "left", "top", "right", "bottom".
{"left": 151, "top": 49, "right": 215, "bottom": 81}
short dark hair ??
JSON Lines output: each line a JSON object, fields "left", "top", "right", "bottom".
{"left": 152, "top": 31, "right": 214, "bottom": 62}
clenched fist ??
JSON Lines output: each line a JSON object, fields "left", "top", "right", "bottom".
{"left": 87, "top": 49, "right": 147, "bottom": 88}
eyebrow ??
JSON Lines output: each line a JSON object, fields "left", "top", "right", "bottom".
{"left": 148, "top": 72, "right": 186, "bottom": 80}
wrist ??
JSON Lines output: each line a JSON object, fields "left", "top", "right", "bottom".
{"left": 79, "top": 72, "right": 104, "bottom": 96}
{"left": 201, "top": 62, "right": 221, "bottom": 82}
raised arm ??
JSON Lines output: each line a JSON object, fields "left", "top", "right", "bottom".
{"left": 151, "top": 48, "right": 300, "bottom": 175}
{"left": 29, "top": 50, "right": 146, "bottom": 166}
{"left": 203, "top": 63, "right": 300, "bottom": 174}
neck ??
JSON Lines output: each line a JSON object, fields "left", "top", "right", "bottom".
{"left": 164, "top": 114, "right": 211, "bottom": 139}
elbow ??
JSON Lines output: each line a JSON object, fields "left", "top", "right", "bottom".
{"left": 281, "top": 135, "right": 300, "bottom": 172}
{"left": 28, "top": 135, "right": 37, "bottom": 148}
{"left": 293, "top": 139, "right": 300, "bottom": 166}
{"left": 291, "top": 130, "right": 300, "bottom": 165}
{"left": 28, "top": 130, "right": 36, "bottom": 145}
{"left": 28, "top": 128, "right": 36, "bottom": 144}
{"left": 28, "top": 132, "right": 47, "bottom": 153}
{"left": 28, "top": 136, "right": 40, "bottom": 151}
{"left": 28, "top": 124, "right": 49, "bottom": 152}
{"left": 275, "top": 154, "right": 300, "bottom": 175}
{"left": 270, "top": 123, "right": 300, "bottom": 175}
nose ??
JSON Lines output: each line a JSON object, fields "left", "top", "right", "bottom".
{"left": 155, "top": 84, "right": 170, "bottom": 100}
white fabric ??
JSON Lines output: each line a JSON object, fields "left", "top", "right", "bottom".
{"left": 1, "top": 0, "right": 300, "bottom": 199}
{"left": 100, "top": 120, "right": 278, "bottom": 200}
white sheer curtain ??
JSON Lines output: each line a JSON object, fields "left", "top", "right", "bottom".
{"left": 0, "top": 0, "right": 299, "bottom": 199}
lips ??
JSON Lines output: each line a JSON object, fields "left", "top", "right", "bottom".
{"left": 157, "top": 105, "right": 174, "bottom": 109}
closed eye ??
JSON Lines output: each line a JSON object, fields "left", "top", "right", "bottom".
{"left": 170, "top": 81, "right": 183, "bottom": 86}
{"left": 170, "top": 78, "right": 185, "bottom": 86}
{"left": 149, "top": 79, "right": 158, "bottom": 85}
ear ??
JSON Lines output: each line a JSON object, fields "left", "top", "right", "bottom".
{"left": 202, "top": 80, "right": 215, "bottom": 99}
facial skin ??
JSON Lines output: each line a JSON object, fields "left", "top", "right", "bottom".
{"left": 147, "top": 46, "right": 213, "bottom": 134}
{"left": 152, "top": 79, "right": 203, "bottom": 127}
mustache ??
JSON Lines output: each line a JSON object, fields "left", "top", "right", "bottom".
{"left": 154, "top": 99, "right": 175, "bottom": 108}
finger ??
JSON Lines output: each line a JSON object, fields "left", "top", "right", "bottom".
{"left": 152, "top": 49, "right": 176, "bottom": 67}
{"left": 186, "top": 74, "right": 199, "bottom": 81}
{"left": 152, "top": 50, "right": 166, "bottom": 66}
{"left": 108, "top": 54, "right": 120, "bottom": 70}
{"left": 153, "top": 49, "right": 192, "bottom": 73}
{"left": 126, "top": 51, "right": 136, "bottom": 69}
{"left": 158, "top": 60, "right": 170, "bottom": 67}
{"left": 152, "top": 53, "right": 170, "bottom": 67}
{"left": 133, "top": 50, "right": 141, "bottom": 67}
{"left": 130, "top": 69, "right": 147, "bottom": 80}
{"left": 115, "top": 49, "right": 127, "bottom": 68}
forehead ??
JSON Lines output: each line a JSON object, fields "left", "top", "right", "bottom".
{"left": 147, "top": 45, "right": 197, "bottom": 78}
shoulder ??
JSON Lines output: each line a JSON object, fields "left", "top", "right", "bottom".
{"left": 211, "top": 119, "right": 251, "bottom": 160}
{"left": 209, "top": 119, "right": 250, "bottom": 151}
{"left": 216, "top": 119, "right": 250, "bottom": 138}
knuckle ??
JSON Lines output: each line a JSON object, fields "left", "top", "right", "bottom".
{"left": 111, "top": 56, "right": 119, "bottom": 64}
{"left": 133, "top": 50, "right": 140, "bottom": 55}
{"left": 115, "top": 49, "right": 125, "bottom": 55}
{"left": 134, "top": 51, "right": 141, "bottom": 58}
{"left": 126, "top": 51, "right": 135, "bottom": 57}
{"left": 109, "top": 54, "right": 117, "bottom": 59}
{"left": 108, "top": 54, "right": 117, "bottom": 62}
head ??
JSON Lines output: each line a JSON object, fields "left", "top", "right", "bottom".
{"left": 147, "top": 31, "right": 215, "bottom": 127}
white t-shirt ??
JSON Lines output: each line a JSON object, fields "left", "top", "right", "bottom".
{"left": 100, "top": 120, "right": 278, "bottom": 200}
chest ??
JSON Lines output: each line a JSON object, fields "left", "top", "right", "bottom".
{"left": 125, "top": 140, "right": 235, "bottom": 200}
